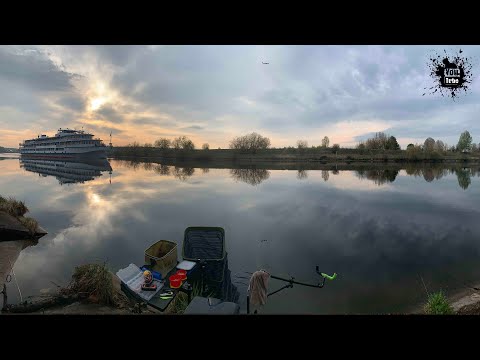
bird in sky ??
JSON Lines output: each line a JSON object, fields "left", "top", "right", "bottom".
{"left": 262, "top": 62, "right": 269, "bottom": 64}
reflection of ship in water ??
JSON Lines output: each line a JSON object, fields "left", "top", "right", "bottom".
{"left": 20, "top": 157, "right": 112, "bottom": 185}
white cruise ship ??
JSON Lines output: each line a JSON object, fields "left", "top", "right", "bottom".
{"left": 19, "top": 128, "right": 107, "bottom": 159}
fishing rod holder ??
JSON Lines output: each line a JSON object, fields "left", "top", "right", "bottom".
{"left": 1, "top": 284, "right": 7, "bottom": 312}
{"left": 246, "top": 266, "right": 334, "bottom": 313}
{"left": 267, "top": 269, "right": 328, "bottom": 297}
{"left": 267, "top": 280, "right": 294, "bottom": 298}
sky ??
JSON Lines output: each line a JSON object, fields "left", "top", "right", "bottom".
{"left": 1, "top": 45, "right": 480, "bottom": 149}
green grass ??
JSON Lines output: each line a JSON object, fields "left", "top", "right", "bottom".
{"left": 424, "top": 291, "right": 454, "bottom": 315}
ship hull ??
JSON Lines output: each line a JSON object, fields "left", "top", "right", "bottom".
{"left": 20, "top": 149, "right": 107, "bottom": 160}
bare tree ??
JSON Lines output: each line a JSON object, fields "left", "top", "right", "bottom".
{"left": 173, "top": 136, "right": 195, "bottom": 150}
{"left": 229, "top": 132, "right": 271, "bottom": 152}
{"left": 155, "top": 138, "right": 171, "bottom": 149}
{"left": 365, "top": 132, "right": 389, "bottom": 150}
{"left": 321, "top": 136, "right": 330, "bottom": 148}
{"left": 202, "top": 143, "right": 210, "bottom": 150}
{"left": 297, "top": 140, "right": 308, "bottom": 149}
{"left": 172, "top": 137, "right": 182, "bottom": 149}
{"left": 357, "top": 142, "right": 366, "bottom": 150}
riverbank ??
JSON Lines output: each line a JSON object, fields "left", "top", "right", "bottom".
{"left": 109, "top": 147, "right": 480, "bottom": 165}
{"left": 408, "top": 285, "right": 480, "bottom": 315}
{"left": 1, "top": 263, "right": 187, "bottom": 315}
{"left": 112, "top": 157, "right": 480, "bottom": 172}
{"left": 7, "top": 285, "right": 480, "bottom": 315}
{"left": 0, "top": 196, "right": 47, "bottom": 241}
{"left": 4, "top": 260, "right": 480, "bottom": 315}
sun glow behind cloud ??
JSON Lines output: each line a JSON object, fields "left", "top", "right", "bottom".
{"left": 89, "top": 97, "right": 107, "bottom": 111}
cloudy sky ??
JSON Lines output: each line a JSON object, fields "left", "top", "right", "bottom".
{"left": 1, "top": 45, "right": 480, "bottom": 149}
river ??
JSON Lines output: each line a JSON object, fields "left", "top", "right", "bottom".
{"left": 1, "top": 155, "right": 480, "bottom": 314}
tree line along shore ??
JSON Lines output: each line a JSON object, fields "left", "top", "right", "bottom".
{"left": 110, "top": 131, "right": 480, "bottom": 163}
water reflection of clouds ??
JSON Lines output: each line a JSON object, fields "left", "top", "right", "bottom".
{"left": 4, "top": 159, "right": 480, "bottom": 312}
{"left": 240, "top": 181, "right": 480, "bottom": 313}
{"left": 0, "top": 158, "right": 21, "bottom": 176}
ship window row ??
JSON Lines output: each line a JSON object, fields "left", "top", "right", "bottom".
{"left": 26, "top": 136, "right": 92, "bottom": 143}
{"left": 24, "top": 141, "right": 98, "bottom": 146}
{"left": 24, "top": 148, "right": 64, "bottom": 151}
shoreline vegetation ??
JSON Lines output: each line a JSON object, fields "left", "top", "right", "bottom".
{"left": 109, "top": 131, "right": 480, "bottom": 164}
{"left": 1, "top": 263, "right": 188, "bottom": 315}
{"left": 0, "top": 196, "right": 47, "bottom": 241}
{"left": 2, "top": 261, "right": 480, "bottom": 315}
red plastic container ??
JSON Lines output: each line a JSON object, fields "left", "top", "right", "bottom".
{"left": 176, "top": 269, "right": 187, "bottom": 281}
{"left": 169, "top": 274, "right": 182, "bottom": 288}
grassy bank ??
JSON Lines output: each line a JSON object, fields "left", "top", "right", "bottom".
{"left": 0, "top": 196, "right": 40, "bottom": 236}
{"left": 109, "top": 146, "right": 480, "bottom": 164}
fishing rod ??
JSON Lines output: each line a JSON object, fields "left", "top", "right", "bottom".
{"left": 247, "top": 266, "right": 336, "bottom": 289}
{"left": 246, "top": 266, "right": 337, "bottom": 313}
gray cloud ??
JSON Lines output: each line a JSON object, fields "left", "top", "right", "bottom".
{"left": 95, "top": 105, "right": 127, "bottom": 124}
{"left": 79, "top": 123, "right": 123, "bottom": 136}
{"left": 56, "top": 94, "right": 86, "bottom": 112}
{"left": 93, "top": 45, "right": 145, "bottom": 67}
{"left": 0, "top": 47, "right": 79, "bottom": 92}
{"left": 181, "top": 125, "right": 204, "bottom": 131}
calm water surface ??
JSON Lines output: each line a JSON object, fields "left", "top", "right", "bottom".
{"left": 1, "top": 155, "right": 480, "bottom": 314}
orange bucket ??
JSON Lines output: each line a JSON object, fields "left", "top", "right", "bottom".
{"left": 169, "top": 274, "right": 182, "bottom": 288}
{"left": 176, "top": 269, "right": 187, "bottom": 281}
